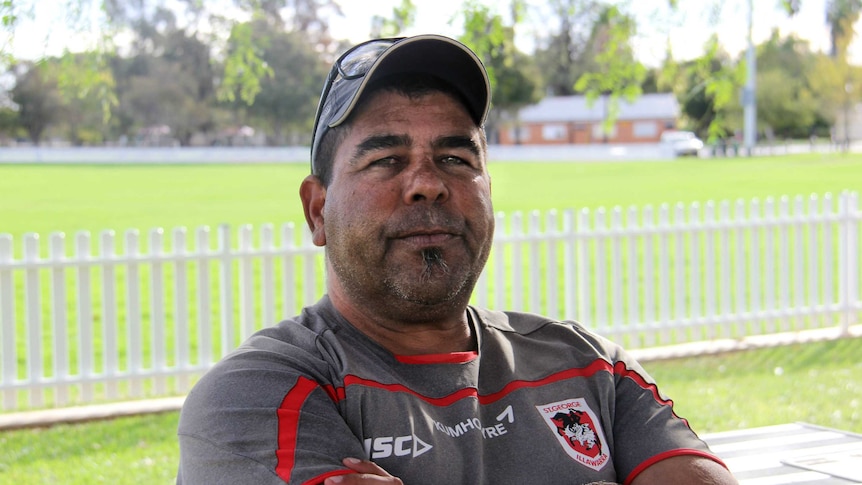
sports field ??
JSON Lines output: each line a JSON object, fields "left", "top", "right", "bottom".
{"left": 2, "top": 152, "right": 860, "bottom": 240}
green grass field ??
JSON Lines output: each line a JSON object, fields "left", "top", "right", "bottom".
{"left": 2, "top": 153, "right": 861, "bottom": 240}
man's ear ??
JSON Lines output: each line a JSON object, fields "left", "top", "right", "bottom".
{"left": 300, "top": 175, "right": 326, "bottom": 247}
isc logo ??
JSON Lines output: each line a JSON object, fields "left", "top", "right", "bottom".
{"left": 363, "top": 434, "right": 433, "bottom": 459}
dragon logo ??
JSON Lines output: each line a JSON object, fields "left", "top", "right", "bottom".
{"left": 552, "top": 409, "right": 602, "bottom": 458}
{"left": 536, "top": 398, "right": 610, "bottom": 471}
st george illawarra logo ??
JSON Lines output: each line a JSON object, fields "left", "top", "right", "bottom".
{"left": 536, "top": 398, "right": 610, "bottom": 471}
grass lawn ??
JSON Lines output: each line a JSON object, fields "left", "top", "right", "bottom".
{"left": 1, "top": 153, "right": 861, "bottom": 240}
{"left": 1, "top": 337, "right": 860, "bottom": 484}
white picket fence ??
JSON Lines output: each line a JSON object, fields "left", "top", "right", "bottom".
{"left": 1, "top": 191, "right": 860, "bottom": 410}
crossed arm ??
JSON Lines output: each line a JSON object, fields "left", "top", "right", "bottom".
{"left": 322, "top": 454, "right": 738, "bottom": 485}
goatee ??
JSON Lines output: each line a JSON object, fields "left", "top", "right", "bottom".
{"left": 421, "top": 247, "right": 449, "bottom": 282}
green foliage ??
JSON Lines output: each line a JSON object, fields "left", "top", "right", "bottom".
{"left": 780, "top": 0, "right": 802, "bottom": 15}
{"left": 58, "top": 51, "right": 118, "bottom": 127}
{"left": 371, "top": 0, "right": 416, "bottom": 38}
{"left": 458, "top": 1, "right": 508, "bottom": 91}
{"left": 218, "top": 22, "right": 274, "bottom": 105}
{"left": 665, "top": 34, "right": 745, "bottom": 141}
{"left": 533, "top": 0, "right": 604, "bottom": 97}
{"left": 237, "top": 22, "right": 328, "bottom": 144}
{"left": 574, "top": 5, "right": 646, "bottom": 134}
{"left": 755, "top": 32, "right": 825, "bottom": 138}
{"left": 9, "top": 60, "right": 64, "bottom": 144}
{"left": 826, "top": 0, "right": 862, "bottom": 57}
{"left": 457, "top": 1, "right": 541, "bottom": 139}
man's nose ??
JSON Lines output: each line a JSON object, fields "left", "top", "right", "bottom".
{"left": 403, "top": 160, "right": 449, "bottom": 204}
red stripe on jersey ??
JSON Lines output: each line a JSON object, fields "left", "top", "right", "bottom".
{"left": 335, "top": 359, "right": 682, "bottom": 421}
{"left": 613, "top": 361, "right": 690, "bottom": 426}
{"left": 275, "top": 376, "right": 319, "bottom": 482}
{"left": 480, "top": 359, "right": 614, "bottom": 403}
{"left": 623, "top": 449, "right": 730, "bottom": 485}
{"left": 613, "top": 361, "right": 673, "bottom": 406}
{"left": 395, "top": 351, "right": 478, "bottom": 364}
{"left": 337, "top": 359, "right": 616, "bottom": 406}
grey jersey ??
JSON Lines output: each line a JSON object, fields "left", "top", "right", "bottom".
{"left": 177, "top": 296, "right": 723, "bottom": 484}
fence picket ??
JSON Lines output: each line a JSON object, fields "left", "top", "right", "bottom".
{"left": 196, "top": 227, "right": 212, "bottom": 368}
{"left": 642, "top": 206, "right": 655, "bottom": 346}
{"left": 125, "top": 230, "right": 142, "bottom": 397}
{"left": 281, "top": 224, "right": 295, "bottom": 320}
{"left": 1, "top": 235, "right": 16, "bottom": 408}
{"left": 23, "top": 234, "right": 43, "bottom": 407}
{"left": 173, "top": 228, "right": 189, "bottom": 391}
{"left": 50, "top": 233, "right": 68, "bottom": 406}
{"left": 97, "top": 231, "right": 113, "bottom": 401}
{"left": 610, "top": 208, "right": 623, "bottom": 337}
{"left": 261, "top": 225, "right": 275, "bottom": 333}
{"left": 595, "top": 208, "right": 608, "bottom": 332}
{"left": 750, "top": 199, "right": 762, "bottom": 335}
{"left": 218, "top": 224, "right": 233, "bottom": 357}
{"left": 150, "top": 229, "right": 166, "bottom": 396}
{"left": 545, "top": 211, "right": 559, "bottom": 320}
{"left": 239, "top": 225, "right": 254, "bottom": 342}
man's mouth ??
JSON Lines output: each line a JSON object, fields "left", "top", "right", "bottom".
{"left": 398, "top": 232, "right": 456, "bottom": 247}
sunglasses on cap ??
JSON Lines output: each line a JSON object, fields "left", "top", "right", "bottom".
{"left": 310, "top": 37, "right": 403, "bottom": 173}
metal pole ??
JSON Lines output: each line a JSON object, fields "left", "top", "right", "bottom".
{"left": 743, "top": 0, "right": 757, "bottom": 155}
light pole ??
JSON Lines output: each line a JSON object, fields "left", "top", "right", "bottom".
{"left": 743, "top": 0, "right": 757, "bottom": 156}
{"left": 844, "top": 81, "right": 852, "bottom": 152}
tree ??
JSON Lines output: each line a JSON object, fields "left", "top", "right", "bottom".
{"left": 532, "top": 0, "right": 605, "bottom": 96}
{"left": 9, "top": 60, "right": 64, "bottom": 144}
{"left": 370, "top": 0, "right": 416, "bottom": 38}
{"left": 672, "top": 36, "right": 744, "bottom": 141}
{"left": 57, "top": 51, "right": 119, "bottom": 145}
{"left": 236, "top": 21, "right": 328, "bottom": 144}
{"left": 755, "top": 30, "right": 824, "bottom": 139}
{"left": 219, "top": 0, "right": 342, "bottom": 105}
{"left": 574, "top": 4, "right": 646, "bottom": 137}
{"left": 106, "top": 6, "right": 216, "bottom": 145}
{"left": 826, "top": 0, "right": 862, "bottom": 58}
{"left": 458, "top": 1, "right": 541, "bottom": 142}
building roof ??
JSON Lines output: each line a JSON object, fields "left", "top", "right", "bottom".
{"left": 517, "top": 93, "right": 679, "bottom": 123}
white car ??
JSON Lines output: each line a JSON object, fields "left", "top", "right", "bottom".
{"left": 661, "top": 130, "right": 704, "bottom": 157}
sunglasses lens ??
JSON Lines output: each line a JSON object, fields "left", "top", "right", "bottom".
{"left": 338, "top": 40, "right": 397, "bottom": 78}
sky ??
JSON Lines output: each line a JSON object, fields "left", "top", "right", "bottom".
{"left": 7, "top": 0, "right": 859, "bottom": 66}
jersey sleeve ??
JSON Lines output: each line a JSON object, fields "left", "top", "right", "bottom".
{"left": 177, "top": 330, "right": 365, "bottom": 485}
{"left": 608, "top": 349, "right": 725, "bottom": 484}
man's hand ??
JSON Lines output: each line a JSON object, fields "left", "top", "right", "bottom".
{"left": 323, "top": 458, "right": 404, "bottom": 484}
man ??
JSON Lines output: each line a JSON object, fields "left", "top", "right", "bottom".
{"left": 177, "top": 34, "right": 737, "bottom": 485}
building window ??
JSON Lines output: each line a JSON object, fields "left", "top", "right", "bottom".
{"left": 542, "top": 124, "right": 567, "bottom": 140}
{"left": 592, "top": 123, "right": 617, "bottom": 140}
{"left": 509, "top": 126, "right": 530, "bottom": 143}
{"left": 633, "top": 121, "right": 658, "bottom": 138}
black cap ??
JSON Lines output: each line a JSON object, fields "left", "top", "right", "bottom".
{"left": 311, "top": 34, "right": 491, "bottom": 174}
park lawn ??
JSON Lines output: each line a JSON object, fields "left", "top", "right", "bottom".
{"left": 1, "top": 337, "right": 860, "bottom": 484}
{"left": 1, "top": 153, "right": 861, "bottom": 241}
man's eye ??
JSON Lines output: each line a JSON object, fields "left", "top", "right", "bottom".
{"left": 440, "top": 156, "right": 466, "bottom": 165}
{"left": 370, "top": 157, "right": 399, "bottom": 166}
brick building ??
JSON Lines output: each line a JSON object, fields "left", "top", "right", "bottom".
{"left": 498, "top": 93, "right": 679, "bottom": 145}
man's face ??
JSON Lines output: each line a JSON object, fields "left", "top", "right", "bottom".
{"left": 307, "top": 89, "right": 494, "bottom": 322}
